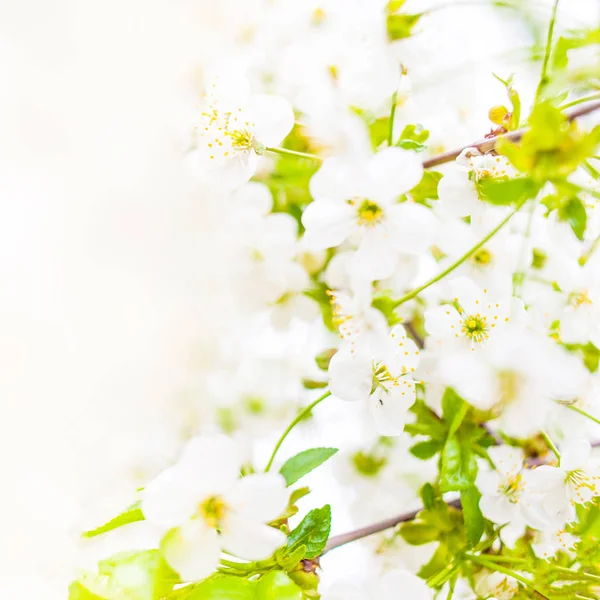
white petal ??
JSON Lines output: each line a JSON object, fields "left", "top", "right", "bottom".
{"left": 187, "top": 148, "right": 258, "bottom": 190}
{"left": 388, "top": 203, "right": 437, "bottom": 255}
{"left": 436, "top": 169, "right": 479, "bottom": 217}
{"left": 527, "top": 466, "right": 565, "bottom": 493}
{"left": 367, "top": 147, "right": 424, "bottom": 198}
{"left": 560, "top": 439, "right": 591, "bottom": 472}
{"left": 220, "top": 515, "right": 287, "bottom": 560}
{"left": 301, "top": 199, "right": 355, "bottom": 250}
{"left": 161, "top": 521, "right": 220, "bottom": 582}
{"left": 369, "top": 383, "right": 415, "bottom": 436}
{"left": 352, "top": 226, "right": 398, "bottom": 280}
{"left": 227, "top": 473, "right": 288, "bottom": 523}
{"left": 380, "top": 328, "right": 420, "bottom": 376}
{"left": 328, "top": 345, "right": 372, "bottom": 403}
{"left": 249, "top": 94, "right": 295, "bottom": 147}
{"left": 141, "top": 467, "right": 198, "bottom": 528}
{"left": 448, "top": 277, "right": 486, "bottom": 315}
{"left": 480, "top": 494, "right": 515, "bottom": 525}
{"left": 424, "top": 305, "right": 461, "bottom": 338}
{"left": 310, "top": 156, "right": 365, "bottom": 202}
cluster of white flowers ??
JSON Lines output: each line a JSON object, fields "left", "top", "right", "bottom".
{"left": 71, "top": 1, "right": 600, "bottom": 599}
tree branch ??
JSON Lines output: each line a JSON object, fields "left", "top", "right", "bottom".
{"left": 323, "top": 499, "right": 462, "bottom": 554}
{"left": 322, "top": 438, "right": 600, "bottom": 555}
{"left": 422, "top": 99, "right": 600, "bottom": 169}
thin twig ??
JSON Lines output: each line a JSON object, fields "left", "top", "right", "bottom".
{"left": 422, "top": 99, "right": 600, "bottom": 170}
{"left": 323, "top": 498, "right": 462, "bottom": 554}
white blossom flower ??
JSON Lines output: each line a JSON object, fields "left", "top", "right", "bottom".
{"left": 302, "top": 148, "right": 435, "bottom": 280}
{"left": 436, "top": 148, "right": 516, "bottom": 218}
{"left": 141, "top": 435, "right": 288, "bottom": 581}
{"left": 187, "top": 75, "right": 294, "bottom": 189}
{"left": 477, "top": 446, "right": 529, "bottom": 527}
{"left": 475, "top": 571, "right": 519, "bottom": 600}
{"left": 425, "top": 277, "right": 517, "bottom": 352}
{"left": 328, "top": 325, "right": 420, "bottom": 435}
{"left": 527, "top": 440, "right": 600, "bottom": 527}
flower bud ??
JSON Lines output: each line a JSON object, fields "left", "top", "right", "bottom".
{"left": 488, "top": 105, "right": 509, "bottom": 125}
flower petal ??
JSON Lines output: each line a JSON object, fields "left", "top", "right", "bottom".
{"left": 249, "top": 94, "right": 295, "bottom": 147}
{"left": 141, "top": 467, "right": 198, "bottom": 528}
{"left": 220, "top": 515, "right": 287, "bottom": 560}
{"left": 328, "top": 345, "right": 372, "bottom": 403}
{"left": 367, "top": 147, "right": 424, "bottom": 199}
{"left": 227, "top": 473, "right": 288, "bottom": 523}
{"left": 162, "top": 521, "right": 220, "bottom": 582}
{"left": 369, "top": 383, "right": 415, "bottom": 436}
{"left": 301, "top": 199, "right": 355, "bottom": 250}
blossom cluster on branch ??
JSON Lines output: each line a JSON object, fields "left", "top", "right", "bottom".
{"left": 70, "top": 1, "right": 600, "bottom": 599}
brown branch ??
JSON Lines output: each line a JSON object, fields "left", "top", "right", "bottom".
{"left": 422, "top": 99, "right": 600, "bottom": 169}
{"left": 323, "top": 498, "right": 462, "bottom": 554}
{"left": 403, "top": 321, "right": 425, "bottom": 349}
{"left": 322, "top": 437, "right": 600, "bottom": 555}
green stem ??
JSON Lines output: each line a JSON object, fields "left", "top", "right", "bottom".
{"left": 477, "top": 555, "right": 529, "bottom": 565}
{"left": 513, "top": 198, "right": 537, "bottom": 296}
{"left": 466, "top": 554, "right": 548, "bottom": 598}
{"left": 580, "top": 235, "right": 600, "bottom": 266}
{"left": 446, "top": 573, "right": 458, "bottom": 600}
{"left": 265, "top": 146, "right": 323, "bottom": 161}
{"left": 388, "top": 91, "right": 398, "bottom": 146}
{"left": 541, "top": 430, "right": 561, "bottom": 461}
{"left": 552, "top": 565, "right": 600, "bottom": 583}
{"left": 534, "top": 0, "right": 560, "bottom": 104}
{"left": 565, "top": 404, "right": 600, "bottom": 427}
{"left": 560, "top": 92, "right": 600, "bottom": 111}
{"left": 392, "top": 200, "right": 527, "bottom": 308}
{"left": 264, "top": 391, "right": 331, "bottom": 472}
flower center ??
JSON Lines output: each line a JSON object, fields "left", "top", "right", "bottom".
{"left": 500, "top": 472, "right": 523, "bottom": 503}
{"left": 566, "top": 469, "right": 597, "bottom": 497}
{"left": 355, "top": 199, "right": 384, "bottom": 227}
{"left": 569, "top": 290, "right": 593, "bottom": 308}
{"left": 471, "top": 248, "right": 492, "bottom": 266}
{"left": 461, "top": 314, "right": 489, "bottom": 343}
{"left": 198, "top": 495, "right": 228, "bottom": 528}
{"left": 227, "top": 128, "right": 254, "bottom": 150}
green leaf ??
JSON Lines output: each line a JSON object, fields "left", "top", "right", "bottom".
{"left": 528, "top": 102, "right": 568, "bottom": 151}
{"left": 82, "top": 501, "right": 144, "bottom": 538}
{"left": 441, "top": 388, "right": 469, "bottom": 437}
{"left": 558, "top": 196, "right": 587, "bottom": 240}
{"left": 418, "top": 542, "right": 453, "bottom": 579}
{"left": 387, "top": 12, "right": 422, "bottom": 41}
{"left": 461, "top": 487, "right": 484, "bottom": 548}
{"left": 405, "top": 401, "right": 446, "bottom": 440}
{"left": 420, "top": 483, "right": 435, "bottom": 510}
{"left": 256, "top": 572, "right": 303, "bottom": 600}
{"left": 410, "top": 171, "right": 443, "bottom": 204}
{"left": 399, "top": 123, "right": 430, "bottom": 144}
{"left": 476, "top": 177, "right": 538, "bottom": 206}
{"left": 183, "top": 575, "right": 257, "bottom": 600}
{"left": 368, "top": 116, "right": 391, "bottom": 149}
{"left": 440, "top": 435, "right": 478, "bottom": 492}
{"left": 399, "top": 521, "right": 440, "bottom": 545}
{"left": 98, "top": 550, "right": 178, "bottom": 600}
{"left": 280, "top": 448, "right": 338, "bottom": 486}
{"left": 69, "top": 582, "right": 106, "bottom": 600}
{"left": 286, "top": 504, "right": 332, "bottom": 559}
{"left": 410, "top": 440, "right": 443, "bottom": 460}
